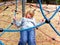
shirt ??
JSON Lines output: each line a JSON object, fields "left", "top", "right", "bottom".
{"left": 15, "top": 17, "right": 36, "bottom": 29}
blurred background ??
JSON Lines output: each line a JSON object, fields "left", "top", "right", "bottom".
{"left": 0, "top": 0, "right": 60, "bottom": 5}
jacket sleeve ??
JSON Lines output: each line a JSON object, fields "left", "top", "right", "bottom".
{"left": 33, "top": 18, "right": 37, "bottom": 26}
{"left": 13, "top": 18, "right": 23, "bottom": 27}
{"left": 33, "top": 18, "right": 38, "bottom": 29}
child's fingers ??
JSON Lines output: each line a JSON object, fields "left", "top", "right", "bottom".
{"left": 40, "top": 19, "right": 44, "bottom": 23}
{"left": 13, "top": 16, "right": 16, "bottom": 20}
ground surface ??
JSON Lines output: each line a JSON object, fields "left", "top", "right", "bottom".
{"left": 0, "top": 1, "right": 60, "bottom": 45}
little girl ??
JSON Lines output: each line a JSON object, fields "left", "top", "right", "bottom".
{"left": 13, "top": 11, "right": 37, "bottom": 45}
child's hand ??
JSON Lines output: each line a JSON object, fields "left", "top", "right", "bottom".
{"left": 13, "top": 16, "right": 16, "bottom": 21}
{"left": 13, "top": 17, "right": 16, "bottom": 24}
{"left": 40, "top": 19, "right": 44, "bottom": 23}
{"left": 13, "top": 17, "right": 17, "bottom": 24}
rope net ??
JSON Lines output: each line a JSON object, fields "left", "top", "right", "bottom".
{"left": 0, "top": 0, "right": 60, "bottom": 45}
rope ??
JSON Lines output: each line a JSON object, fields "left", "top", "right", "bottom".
{"left": 38, "top": 29, "right": 60, "bottom": 42}
{"left": 38, "top": 0, "right": 48, "bottom": 20}
{"left": 0, "top": 6, "right": 9, "bottom": 13}
{"left": 0, "top": 40, "right": 4, "bottom": 45}
{"left": 0, "top": 0, "right": 60, "bottom": 44}
{"left": 38, "top": 0, "right": 60, "bottom": 36}
{"left": 49, "top": 6, "right": 60, "bottom": 20}
{"left": 0, "top": 0, "right": 18, "bottom": 37}
{"left": 43, "top": 8, "right": 56, "bottom": 13}
{"left": 0, "top": 0, "right": 60, "bottom": 36}
{"left": 0, "top": 20, "right": 10, "bottom": 23}
{"left": 0, "top": 37, "right": 18, "bottom": 42}
{"left": 3, "top": 22, "right": 45, "bottom": 32}
{"left": 0, "top": 29, "right": 60, "bottom": 43}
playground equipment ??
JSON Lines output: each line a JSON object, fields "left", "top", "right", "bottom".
{"left": 0, "top": 0, "right": 60, "bottom": 45}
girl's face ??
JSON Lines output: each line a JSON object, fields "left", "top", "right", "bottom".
{"left": 26, "top": 13, "right": 31, "bottom": 18}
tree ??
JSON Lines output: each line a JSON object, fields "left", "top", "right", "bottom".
{"left": 56, "top": 0, "right": 60, "bottom": 5}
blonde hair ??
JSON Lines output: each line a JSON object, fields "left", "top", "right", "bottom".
{"left": 25, "top": 11, "right": 34, "bottom": 18}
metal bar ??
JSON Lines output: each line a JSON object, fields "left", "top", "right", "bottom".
{"left": 16, "top": 0, "right": 18, "bottom": 11}
{"left": 22, "top": 0, "right": 25, "bottom": 17}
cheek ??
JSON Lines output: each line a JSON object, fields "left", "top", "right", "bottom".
{"left": 27, "top": 15, "right": 31, "bottom": 18}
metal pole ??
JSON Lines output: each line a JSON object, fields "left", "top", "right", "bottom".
{"left": 16, "top": 0, "right": 18, "bottom": 12}
{"left": 22, "top": 0, "right": 25, "bottom": 17}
